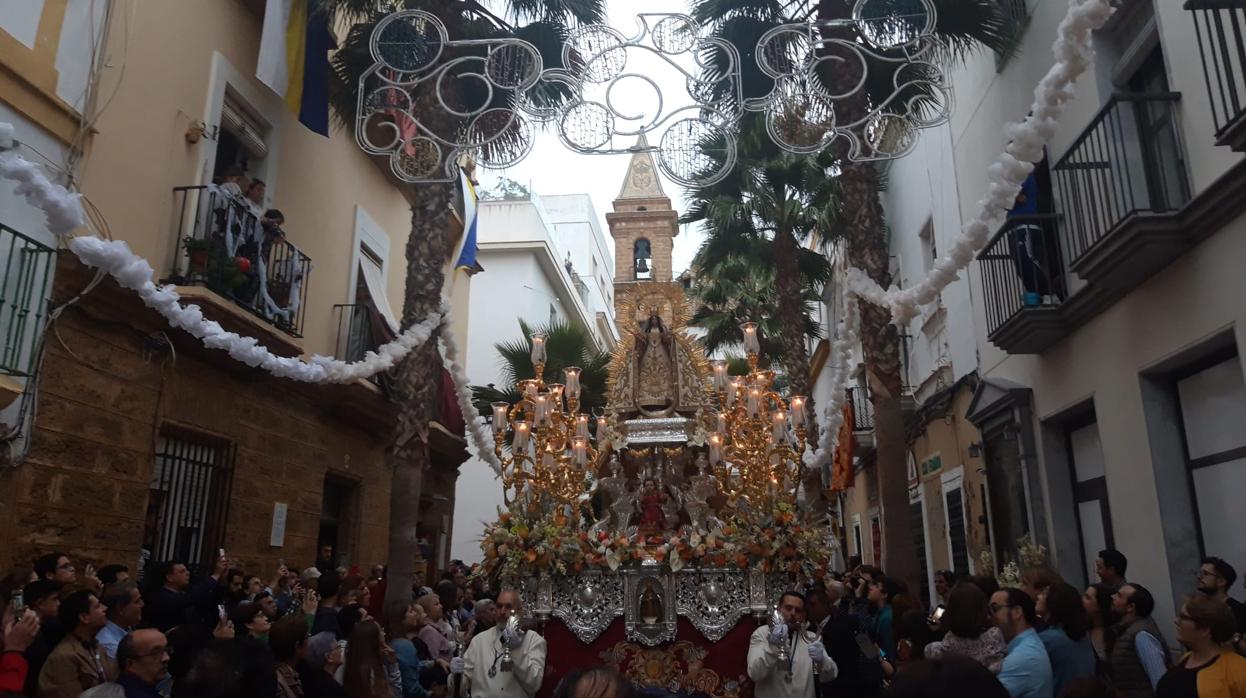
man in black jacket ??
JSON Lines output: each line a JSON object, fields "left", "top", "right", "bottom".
{"left": 815, "top": 583, "right": 884, "bottom": 698}
{"left": 142, "top": 556, "right": 227, "bottom": 634}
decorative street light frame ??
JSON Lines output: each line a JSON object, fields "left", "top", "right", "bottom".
{"left": 355, "top": 0, "right": 947, "bottom": 186}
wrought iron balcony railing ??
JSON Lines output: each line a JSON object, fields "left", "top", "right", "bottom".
{"left": 978, "top": 214, "right": 1066, "bottom": 338}
{"left": 170, "top": 186, "right": 311, "bottom": 337}
{"left": 847, "top": 386, "right": 875, "bottom": 432}
{"left": 1053, "top": 93, "right": 1190, "bottom": 265}
{"left": 1187, "top": 0, "right": 1246, "bottom": 149}
{"left": 0, "top": 223, "right": 55, "bottom": 377}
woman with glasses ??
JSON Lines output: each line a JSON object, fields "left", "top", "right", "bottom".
{"left": 1156, "top": 595, "right": 1246, "bottom": 698}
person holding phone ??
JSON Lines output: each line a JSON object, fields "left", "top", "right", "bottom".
{"left": 143, "top": 554, "right": 229, "bottom": 634}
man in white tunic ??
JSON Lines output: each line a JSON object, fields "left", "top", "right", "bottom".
{"left": 452, "top": 589, "right": 546, "bottom": 698}
{"left": 748, "top": 591, "right": 838, "bottom": 698}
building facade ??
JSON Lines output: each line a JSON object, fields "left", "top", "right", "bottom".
{"left": 450, "top": 190, "right": 617, "bottom": 563}
{"left": 0, "top": 1, "right": 469, "bottom": 580}
{"left": 821, "top": 0, "right": 1246, "bottom": 626}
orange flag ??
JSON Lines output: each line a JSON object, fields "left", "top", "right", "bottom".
{"left": 830, "top": 401, "right": 855, "bottom": 492}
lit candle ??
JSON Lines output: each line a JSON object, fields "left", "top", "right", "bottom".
{"left": 746, "top": 388, "right": 761, "bottom": 417}
{"left": 740, "top": 322, "right": 760, "bottom": 355}
{"left": 513, "top": 421, "right": 530, "bottom": 450}
{"left": 789, "top": 396, "right": 806, "bottom": 428}
{"left": 708, "top": 434, "right": 721, "bottom": 466}
{"left": 564, "top": 367, "right": 581, "bottom": 399}
{"left": 726, "top": 379, "right": 739, "bottom": 408}
{"left": 535, "top": 395, "right": 548, "bottom": 425}
{"left": 492, "top": 402, "right": 509, "bottom": 432}
{"left": 523, "top": 381, "right": 537, "bottom": 402}
{"left": 717, "top": 412, "right": 727, "bottom": 436}
{"left": 576, "top": 414, "right": 590, "bottom": 439}
{"left": 548, "top": 384, "right": 564, "bottom": 412}
{"left": 772, "top": 411, "right": 788, "bottom": 441}
{"left": 530, "top": 334, "right": 547, "bottom": 366}
{"left": 712, "top": 361, "right": 727, "bottom": 391}
{"left": 573, "top": 437, "right": 588, "bottom": 466}
{"left": 596, "top": 416, "right": 608, "bottom": 439}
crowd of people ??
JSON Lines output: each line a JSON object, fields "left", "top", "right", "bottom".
{"left": 3, "top": 545, "right": 1246, "bottom": 698}
{"left": 0, "top": 545, "right": 519, "bottom": 698}
{"left": 752, "top": 549, "right": 1246, "bottom": 698}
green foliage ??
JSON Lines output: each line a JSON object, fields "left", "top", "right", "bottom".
{"left": 469, "top": 319, "right": 611, "bottom": 419}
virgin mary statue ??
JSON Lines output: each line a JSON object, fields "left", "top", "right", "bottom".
{"left": 634, "top": 311, "right": 674, "bottom": 411}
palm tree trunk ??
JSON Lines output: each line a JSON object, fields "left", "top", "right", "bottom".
{"left": 815, "top": 0, "right": 918, "bottom": 590}
{"left": 384, "top": 182, "right": 454, "bottom": 617}
{"left": 841, "top": 163, "right": 918, "bottom": 591}
{"left": 771, "top": 229, "right": 820, "bottom": 450}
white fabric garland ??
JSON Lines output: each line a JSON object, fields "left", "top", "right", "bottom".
{"left": 844, "top": 0, "right": 1115, "bottom": 326}
{"left": 807, "top": 0, "right": 1114, "bottom": 468}
{"left": 439, "top": 312, "right": 504, "bottom": 474}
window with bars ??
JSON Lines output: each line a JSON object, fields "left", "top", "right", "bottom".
{"left": 142, "top": 432, "right": 235, "bottom": 577}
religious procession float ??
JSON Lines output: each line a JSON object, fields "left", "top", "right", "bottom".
{"left": 475, "top": 282, "right": 837, "bottom": 697}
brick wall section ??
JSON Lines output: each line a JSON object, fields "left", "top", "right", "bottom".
{"left": 0, "top": 257, "right": 465, "bottom": 580}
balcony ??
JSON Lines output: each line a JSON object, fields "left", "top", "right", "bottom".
{"left": 167, "top": 186, "right": 312, "bottom": 345}
{"left": 1053, "top": 93, "right": 1190, "bottom": 289}
{"left": 1187, "top": 0, "right": 1246, "bottom": 150}
{"left": 0, "top": 223, "right": 56, "bottom": 378}
{"left": 978, "top": 214, "right": 1070, "bottom": 354}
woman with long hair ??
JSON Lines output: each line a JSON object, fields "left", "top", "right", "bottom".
{"left": 1084, "top": 583, "right": 1117, "bottom": 665}
{"left": 924, "top": 583, "right": 1007, "bottom": 673}
{"left": 387, "top": 603, "right": 431, "bottom": 698}
{"left": 1038, "top": 582, "right": 1097, "bottom": 697}
{"left": 342, "top": 620, "right": 401, "bottom": 698}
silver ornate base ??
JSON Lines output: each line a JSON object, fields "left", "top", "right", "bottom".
{"left": 519, "top": 563, "right": 791, "bottom": 646}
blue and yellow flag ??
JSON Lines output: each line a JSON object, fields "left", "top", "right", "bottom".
{"left": 455, "top": 170, "right": 479, "bottom": 273}
{"left": 257, "top": 0, "right": 331, "bottom": 136}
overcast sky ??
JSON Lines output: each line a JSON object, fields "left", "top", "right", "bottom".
{"left": 475, "top": 0, "right": 706, "bottom": 274}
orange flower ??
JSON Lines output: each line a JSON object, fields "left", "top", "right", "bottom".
{"left": 654, "top": 548, "right": 668, "bottom": 562}
{"left": 748, "top": 543, "right": 765, "bottom": 556}
{"left": 554, "top": 513, "right": 568, "bottom": 527}
{"left": 525, "top": 549, "right": 538, "bottom": 563}
{"left": 499, "top": 512, "right": 512, "bottom": 524}
{"left": 780, "top": 546, "right": 797, "bottom": 558}
{"left": 713, "top": 554, "right": 727, "bottom": 566}
{"left": 735, "top": 554, "right": 748, "bottom": 569}
{"left": 485, "top": 547, "right": 498, "bottom": 560}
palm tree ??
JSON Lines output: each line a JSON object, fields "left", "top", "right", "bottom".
{"left": 320, "top": 0, "right": 603, "bottom": 612}
{"left": 682, "top": 116, "right": 838, "bottom": 447}
{"left": 691, "top": 0, "right": 1013, "bottom": 586}
{"left": 687, "top": 238, "right": 828, "bottom": 370}
{"left": 469, "top": 319, "right": 611, "bottom": 419}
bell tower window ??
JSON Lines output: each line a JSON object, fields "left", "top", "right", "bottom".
{"left": 634, "top": 238, "right": 653, "bottom": 280}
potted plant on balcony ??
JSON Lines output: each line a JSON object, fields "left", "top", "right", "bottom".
{"left": 182, "top": 237, "right": 211, "bottom": 275}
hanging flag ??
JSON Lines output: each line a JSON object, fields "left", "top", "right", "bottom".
{"left": 257, "top": 0, "right": 332, "bottom": 136}
{"left": 454, "top": 169, "right": 479, "bottom": 273}
{"left": 830, "top": 401, "right": 855, "bottom": 492}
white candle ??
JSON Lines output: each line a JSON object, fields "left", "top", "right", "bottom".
{"left": 726, "top": 379, "right": 739, "bottom": 408}
{"left": 596, "top": 416, "right": 608, "bottom": 439}
{"left": 530, "top": 334, "right": 547, "bottom": 366}
{"left": 740, "top": 322, "right": 760, "bottom": 355}
{"left": 492, "top": 402, "right": 509, "bottom": 432}
{"left": 712, "top": 361, "right": 727, "bottom": 391}
{"left": 548, "top": 384, "right": 564, "bottom": 412}
{"left": 564, "top": 367, "right": 581, "bottom": 399}
{"left": 708, "top": 435, "right": 721, "bottom": 466}
{"left": 535, "top": 395, "right": 548, "bottom": 425}
{"left": 772, "top": 411, "right": 788, "bottom": 441}
{"left": 717, "top": 412, "right": 727, "bottom": 436}
{"left": 747, "top": 388, "right": 761, "bottom": 417}
{"left": 523, "top": 381, "right": 537, "bottom": 402}
{"left": 513, "top": 421, "right": 530, "bottom": 450}
{"left": 576, "top": 414, "right": 590, "bottom": 439}
{"left": 573, "top": 437, "right": 588, "bottom": 466}
{"left": 789, "top": 396, "right": 806, "bottom": 428}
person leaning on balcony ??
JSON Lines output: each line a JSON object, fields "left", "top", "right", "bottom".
{"left": 1157, "top": 595, "right": 1246, "bottom": 698}
{"left": 39, "top": 589, "right": 117, "bottom": 698}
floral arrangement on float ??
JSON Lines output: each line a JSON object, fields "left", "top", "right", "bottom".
{"left": 478, "top": 502, "right": 832, "bottom": 581}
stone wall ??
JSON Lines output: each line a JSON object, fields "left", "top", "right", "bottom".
{"left": 0, "top": 258, "right": 463, "bottom": 580}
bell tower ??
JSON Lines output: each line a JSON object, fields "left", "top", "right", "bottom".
{"left": 607, "top": 135, "right": 680, "bottom": 323}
